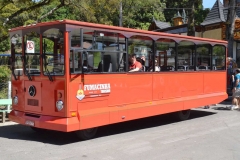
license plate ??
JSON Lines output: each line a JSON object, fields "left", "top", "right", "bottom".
{"left": 25, "top": 120, "right": 34, "bottom": 126}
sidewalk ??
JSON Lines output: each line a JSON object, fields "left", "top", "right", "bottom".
{"left": 0, "top": 121, "right": 16, "bottom": 126}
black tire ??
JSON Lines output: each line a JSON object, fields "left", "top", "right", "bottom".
{"left": 75, "top": 128, "right": 98, "bottom": 140}
{"left": 175, "top": 109, "right": 191, "bottom": 121}
{"left": 30, "top": 127, "right": 46, "bottom": 133}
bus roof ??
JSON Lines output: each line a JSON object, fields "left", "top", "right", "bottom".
{"left": 9, "top": 19, "right": 227, "bottom": 46}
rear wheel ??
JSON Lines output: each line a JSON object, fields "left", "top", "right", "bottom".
{"left": 75, "top": 128, "right": 98, "bottom": 140}
{"left": 175, "top": 109, "right": 191, "bottom": 121}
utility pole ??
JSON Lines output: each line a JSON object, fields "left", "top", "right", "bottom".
{"left": 119, "top": 1, "right": 122, "bottom": 27}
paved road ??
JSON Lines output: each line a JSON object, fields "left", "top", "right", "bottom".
{"left": 0, "top": 100, "right": 240, "bottom": 160}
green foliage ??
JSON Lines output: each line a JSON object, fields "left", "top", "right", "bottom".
{"left": 0, "top": 66, "right": 11, "bottom": 99}
{"left": 213, "top": 46, "right": 225, "bottom": 56}
{"left": 0, "top": 66, "right": 11, "bottom": 81}
{"left": 122, "top": 0, "right": 166, "bottom": 29}
{"left": 162, "top": 0, "right": 208, "bottom": 26}
{"left": 194, "top": 8, "right": 210, "bottom": 25}
{"left": 0, "top": 39, "right": 10, "bottom": 53}
{"left": 0, "top": 0, "right": 210, "bottom": 54}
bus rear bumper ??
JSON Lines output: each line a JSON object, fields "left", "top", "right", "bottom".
{"left": 9, "top": 110, "right": 80, "bottom": 132}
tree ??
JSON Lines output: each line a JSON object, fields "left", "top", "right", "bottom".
{"left": 226, "top": 0, "right": 237, "bottom": 58}
{"left": 122, "top": 0, "right": 166, "bottom": 29}
{"left": 0, "top": 0, "right": 65, "bottom": 52}
{"left": 0, "top": 0, "right": 167, "bottom": 53}
{"left": 162, "top": 0, "right": 207, "bottom": 36}
{"left": 62, "top": 0, "right": 166, "bottom": 30}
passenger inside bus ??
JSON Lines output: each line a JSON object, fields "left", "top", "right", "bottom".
{"left": 136, "top": 57, "right": 146, "bottom": 71}
{"left": 129, "top": 54, "right": 142, "bottom": 72}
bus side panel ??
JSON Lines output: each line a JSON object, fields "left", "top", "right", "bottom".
{"left": 152, "top": 73, "right": 203, "bottom": 100}
{"left": 183, "top": 93, "right": 227, "bottom": 110}
{"left": 152, "top": 73, "right": 182, "bottom": 100}
{"left": 124, "top": 101, "right": 184, "bottom": 121}
{"left": 69, "top": 73, "right": 153, "bottom": 109}
{"left": 70, "top": 72, "right": 227, "bottom": 130}
{"left": 104, "top": 74, "right": 129, "bottom": 106}
{"left": 203, "top": 72, "right": 226, "bottom": 93}
{"left": 124, "top": 73, "right": 152, "bottom": 104}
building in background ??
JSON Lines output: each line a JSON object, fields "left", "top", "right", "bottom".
{"left": 148, "top": 0, "right": 240, "bottom": 66}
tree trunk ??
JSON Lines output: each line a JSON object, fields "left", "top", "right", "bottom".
{"left": 226, "top": 0, "right": 237, "bottom": 58}
{"left": 187, "top": 0, "right": 195, "bottom": 36}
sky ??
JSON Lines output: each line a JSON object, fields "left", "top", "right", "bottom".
{"left": 203, "top": 0, "right": 223, "bottom": 9}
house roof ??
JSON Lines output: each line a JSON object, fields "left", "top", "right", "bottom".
{"left": 201, "top": 0, "right": 240, "bottom": 26}
{"left": 151, "top": 17, "right": 171, "bottom": 30}
{"left": 201, "top": 0, "right": 225, "bottom": 26}
{"left": 154, "top": 20, "right": 171, "bottom": 29}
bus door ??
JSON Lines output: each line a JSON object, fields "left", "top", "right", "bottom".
{"left": 23, "top": 54, "right": 42, "bottom": 113}
{"left": 24, "top": 47, "right": 42, "bottom": 113}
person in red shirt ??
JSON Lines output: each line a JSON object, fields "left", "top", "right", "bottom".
{"left": 129, "top": 54, "right": 142, "bottom": 72}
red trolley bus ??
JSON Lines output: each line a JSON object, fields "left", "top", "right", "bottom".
{"left": 9, "top": 20, "right": 227, "bottom": 139}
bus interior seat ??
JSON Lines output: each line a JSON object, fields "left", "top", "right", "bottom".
{"left": 187, "top": 66, "right": 195, "bottom": 71}
{"left": 178, "top": 66, "right": 185, "bottom": 71}
{"left": 161, "top": 66, "right": 174, "bottom": 71}
{"left": 97, "top": 55, "right": 112, "bottom": 72}
{"left": 198, "top": 65, "right": 207, "bottom": 70}
{"left": 142, "top": 65, "right": 146, "bottom": 72}
{"left": 119, "top": 53, "right": 127, "bottom": 72}
{"left": 149, "top": 66, "right": 160, "bottom": 72}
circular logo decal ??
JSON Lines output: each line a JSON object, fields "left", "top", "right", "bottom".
{"left": 28, "top": 85, "right": 36, "bottom": 97}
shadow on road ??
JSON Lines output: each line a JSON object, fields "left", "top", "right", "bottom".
{"left": 97, "top": 110, "right": 216, "bottom": 139}
{"left": 0, "top": 110, "right": 216, "bottom": 145}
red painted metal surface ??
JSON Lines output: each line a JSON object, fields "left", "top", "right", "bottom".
{"left": 9, "top": 20, "right": 228, "bottom": 132}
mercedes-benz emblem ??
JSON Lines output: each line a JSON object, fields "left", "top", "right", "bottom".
{"left": 28, "top": 85, "right": 36, "bottom": 97}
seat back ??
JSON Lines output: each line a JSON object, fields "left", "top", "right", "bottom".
{"left": 198, "top": 65, "right": 207, "bottom": 70}
{"left": 97, "top": 55, "right": 112, "bottom": 72}
{"left": 142, "top": 65, "right": 146, "bottom": 72}
{"left": 161, "top": 66, "right": 174, "bottom": 71}
{"left": 178, "top": 65, "right": 186, "bottom": 71}
{"left": 187, "top": 66, "right": 195, "bottom": 71}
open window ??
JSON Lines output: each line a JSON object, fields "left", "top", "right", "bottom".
{"left": 196, "top": 43, "right": 211, "bottom": 70}
{"left": 212, "top": 45, "right": 226, "bottom": 70}
{"left": 72, "top": 29, "right": 127, "bottom": 73}
{"left": 128, "top": 35, "right": 153, "bottom": 72}
{"left": 42, "top": 28, "right": 64, "bottom": 76}
{"left": 156, "top": 38, "right": 176, "bottom": 72}
{"left": 178, "top": 40, "right": 195, "bottom": 71}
